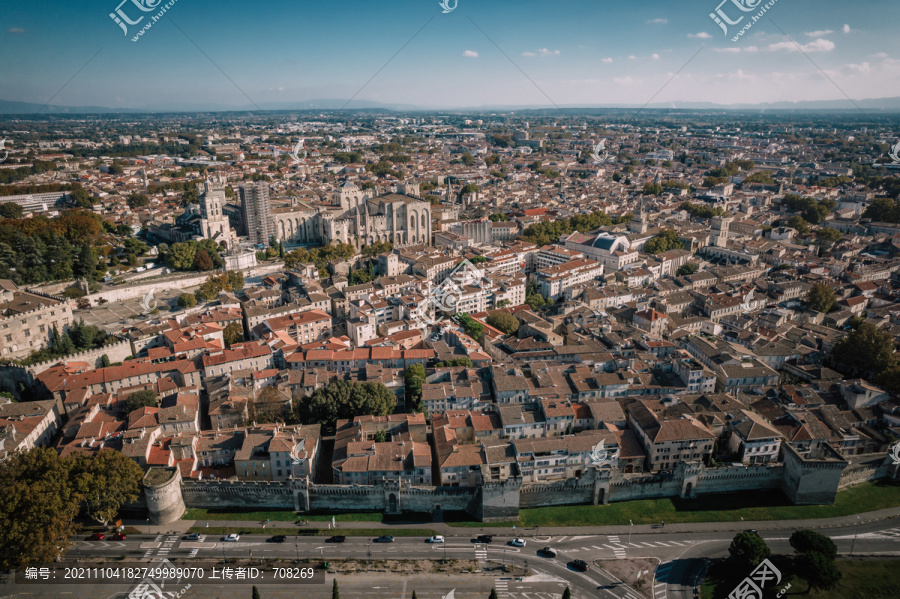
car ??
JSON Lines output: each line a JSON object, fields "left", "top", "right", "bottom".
{"left": 222, "top": 534, "right": 240, "bottom": 542}
{"left": 475, "top": 535, "right": 494, "bottom": 544}
{"left": 509, "top": 538, "right": 526, "bottom": 547}
{"left": 570, "top": 559, "right": 589, "bottom": 572}
{"left": 88, "top": 533, "right": 105, "bottom": 541}
{"left": 327, "top": 536, "right": 346, "bottom": 543}
{"left": 183, "top": 533, "right": 201, "bottom": 541}
{"left": 374, "top": 535, "right": 395, "bottom": 543}
{"left": 427, "top": 536, "right": 445, "bottom": 544}
{"left": 539, "top": 547, "right": 558, "bottom": 558}
{"left": 744, "top": 529, "right": 759, "bottom": 535}
{"left": 112, "top": 533, "right": 127, "bottom": 541}
{"left": 269, "top": 535, "right": 287, "bottom": 543}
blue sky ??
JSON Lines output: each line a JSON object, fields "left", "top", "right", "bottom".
{"left": 1, "top": 0, "right": 899, "bottom": 110}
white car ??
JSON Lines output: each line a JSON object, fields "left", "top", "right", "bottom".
{"left": 509, "top": 538, "right": 526, "bottom": 547}
{"left": 428, "top": 535, "right": 445, "bottom": 543}
{"left": 222, "top": 534, "right": 240, "bottom": 542}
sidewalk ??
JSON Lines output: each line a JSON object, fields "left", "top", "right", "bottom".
{"left": 125, "top": 504, "right": 900, "bottom": 537}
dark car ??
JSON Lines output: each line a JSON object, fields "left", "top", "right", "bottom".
{"left": 475, "top": 535, "right": 493, "bottom": 544}
{"left": 112, "top": 533, "right": 127, "bottom": 541}
{"left": 88, "top": 533, "right": 105, "bottom": 541}
{"left": 570, "top": 559, "right": 589, "bottom": 572}
{"left": 539, "top": 547, "right": 559, "bottom": 558}
{"left": 327, "top": 536, "right": 346, "bottom": 543}
{"left": 744, "top": 529, "right": 759, "bottom": 535}
{"left": 269, "top": 535, "right": 287, "bottom": 543}
{"left": 374, "top": 535, "right": 395, "bottom": 543}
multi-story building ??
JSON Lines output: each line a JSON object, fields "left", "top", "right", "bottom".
{"left": 534, "top": 259, "right": 604, "bottom": 301}
{"left": 627, "top": 399, "right": 716, "bottom": 471}
{"left": 0, "top": 281, "right": 73, "bottom": 360}
{"left": 240, "top": 182, "right": 274, "bottom": 246}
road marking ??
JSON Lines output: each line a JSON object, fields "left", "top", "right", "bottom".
{"left": 655, "top": 542, "right": 671, "bottom": 547}
{"left": 641, "top": 542, "right": 657, "bottom": 547}
{"left": 668, "top": 541, "right": 684, "bottom": 546}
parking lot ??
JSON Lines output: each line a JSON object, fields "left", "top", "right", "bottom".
{"left": 77, "top": 284, "right": 201, "bottom": 334}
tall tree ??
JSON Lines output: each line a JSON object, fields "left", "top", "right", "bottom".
{"left": 252, "top": 586, "right": 261, "bottom": 599}
{"left": 0, "top": 448, "right": 80, "bottom": 570}
{"left": 795, "top": 551, "right": 842, "bottom": 592}
{"left": 69, "top": 450, "right": 144, "bottom": 525}
{"left": 332, "top": 579, "right": 340, "bottom": 599}
{"left": 807, "top": 284, "right": 837, "bottom": 313}
{"left": 728, "top": 532, "right": 770, "bottom": 569}
{"left": 831, "top": 322, "right": 897, "bottom": 378}
{"left": 789, "top": 529, "right": 837, "bottom": 560}
{"left": 403, "top": 364, "right": 426, "bottom": 413}
{"left": 224, "top": 322, "right": 244, "bottom": 348}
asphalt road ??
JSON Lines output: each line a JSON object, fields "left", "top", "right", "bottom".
{"left": 3, "top": 519, "right": 899, "bottom": 599}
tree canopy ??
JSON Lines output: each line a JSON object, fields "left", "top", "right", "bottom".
{"left": 728, "top": 531, "right": 771, "bottom": 569}
{"left": 486, "top": 312, "right": 519, "bottom": 336}
{"left": 643, "top": 230, "right": 685, "bottom": 254}
{"left": 292, "top": 380, "right": 396, "bottom": 427}
{"left": 123, "top": 389, "right": 158, "bottom": 414}
{"left": 831, "top": 322, "right": 897, "bottom": 379}
{"left": 403, "top": 364, "right": 426, "bottom": 414}
{"left": 807, "top": 283, "right": 837, "bottom": 313}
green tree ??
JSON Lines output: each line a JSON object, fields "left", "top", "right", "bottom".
{"left": 435, "top": 357, "right": 474, "bottom": 368}
{"left": 252, "top": 586, "right": 261, "bottom": 599}
{"left": 561, "top": 588, "right": 570, "bottom": 599}
{"left": 177, "top": 293, "right": 197, "bottom": 308}
{"left": 100, "top": 354, "right": 110, "bottom": 368}
{"left": 457, "top": 313, "right": 484, "bottom": 342}
{"left": 123, "top": 238, "right": 149, "bottom": 256}
{"left": 795, "top": 551, "right": 842, "bottom": 593}
{"left": 789, "top": 530, "right": 837, "bottom": 560}
{"left": 373, "top": 430, "right": 389, "bottom": 443}
{"left": 676, "top": 263, "right": 698, "bottom": 277}
{"left": 875, "top": 365, "right": 900, "bottom": 393}
{"left": 74, "top": 242, "right": 97, "bottom": 280}
{"left": 0, "top": 203, "right": 24, "bottom": 219}
{"left": 728, "top": 532, "right": 771, "bottom": 569}
{"left": 166, "top": 242, "right": 197, "bottom": 271}
{"left": 486, "top": 312, "right": 519, "bottom": 336}
{"left": 123, "top": 389, "right": 158, "bottom": 414}
{"left": 224, "top": 322, "right": 244, "bottom": 348}
{"left": 332, "top": 579, "right": 340, "bottom": 599}
{"left": 786, "top": 215, "right": 810, "bottom": 234}
{"left": 294, "top": 380, "right": 396, "bottom": 427}
{"left": 642, "top": 182, "right": 663, "bottom": 196}
{"left": 126, "top": 193, "right": 150, "bottom": 209}
{"left": 807, "top": 284, "right": 837, "bottom": 313}
{"left": 0, "top": 448, "right": 80, "bottom": 570}
{"left": 227, "top": 270, "right": 245, "bottom": 293}
{"left": 403, "top": 364, "right": 426, "bottom": 413}
{"left": 489, "top": 213, "right": 508, "bottom": 222}
{"left": 831, "top": 322, "right": 897, "bottom": 378}
{"left": 815, "top": 227, "right": 842, "bottom": 244}
{"left": 69, "top": 450, "right": 143, "bottom": 525}
{"left": 643, "top": 230, "right": 685, "bottom": 254}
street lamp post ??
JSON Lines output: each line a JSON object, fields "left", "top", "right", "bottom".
{"left": 850, "top": 516, "right": 861, "bottom": 557}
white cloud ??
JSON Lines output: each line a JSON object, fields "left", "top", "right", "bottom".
{"left": 714, "top": 46, "right": 759, "bottom": 54}
{"left": 628, "top": 55, "right": 637, "bottom": 60}
{"left": 646, "top": 18, "right": 668, "bottom": 25}
{"left": 847, "top": 61, "right": 871, "bottom": 73}
{"left": 689, "top": 32, "right": 712, "bottom": 39}
{"left": 805, "top": 30, "right": 834, "bottom": 37}
{"left": 522, "top": 52, "right": 536, "bottom": 57}
{"left": 6, "top": 27, "right": 25, "bottom": 34}
{"left": 843, "top": 24, "right": 851, "bottom": 33}
{"left": 872, "top": 52, "right": 889, "bottom": 58}
{"left": 614, "top": 76, "right": 635, "bottom": 85}
{"left": 462, "top": 50, "right": 479, "bottom": 58}
{"left": 652, "top": 53, "right": 660, "bottom": 60}
{"left": 767, "top": 38, "right": 835, "bottom": 53}
{"left": 538, "top": 48, "right": 561, "bottom": 56}
{"left": 601, "top": 57, "right": 614, "bottom": 64}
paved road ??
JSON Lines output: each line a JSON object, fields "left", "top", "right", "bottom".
{"left": 5, "top": 519, "right": 898, "bottom": 599}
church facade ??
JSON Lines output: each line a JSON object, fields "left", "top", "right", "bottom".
{"left": 273, "top": 181, "right": 432, "bottom": 250}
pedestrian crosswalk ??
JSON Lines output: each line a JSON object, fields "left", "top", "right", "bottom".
{"left": 606, "top": 535, "right": 627, "bottom": 559}
{"left": 494, "top": 578, "right": 509, "bottom": 598}
{"left": 155, "top": 535, "right": 179, "bottom": 561}
{"left": 142, "top": 534, "right": 164, "bottom": 560}
{"left": 564, "top": 539, "right": 695, "bottom": 553}
{"left": 474, "top": 544, "right": 487, "bottom": 562}
{"left": 655, "top": 562, "right": 674, "bottom": 599}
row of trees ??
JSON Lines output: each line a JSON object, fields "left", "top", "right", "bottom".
{"left": 19, "top": 320, "right": 111, "bottom": 366}
{"left": 728, "top": 529, "right": 841, "bottom": 593}
{"left": 0, "top": 448, "right": 144, "bottom": 570}
{"left": 520, "top": 211, "right": 631, "bottom": 246}
{"left": 292, "top": 379, "right": 397, "bottom": 427}
{"left": 283, "top": 243, "right": 356, "bottom": 277}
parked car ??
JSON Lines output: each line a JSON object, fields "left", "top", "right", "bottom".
{"left": 509, "top": 538, "right": 526, "bottom": 547}
{"left": 222, "top": 534, "right": 240, "bottom": 542}
{"left": 87, "top": 533, "right": 105, "bottom": 541}
{"left": 183, "top": 533, "right": 201, "bottom": 541}
{"left": 539, "top": 547, "right": 558, "bottom": 558}
{"left": 744, "top": 529, "right": 759, "bottom": 535}
{"left": 374, "top": 535, "right": 395, "bottom": 543}
{"left": 570, "top": 559, "right": 589, "bottom": 572}
{"left": 427, "top": 536, "right": 445, "bottom": 544}
{"left": 327, "top": 536, "right": 346, "bottom": 543}
{"left": 269, "top": 535, "right": 287, "bottom": 543}
{"left": 112, "top": 533, "right": 127, "bottom": 541}
{"left": 475, "top": 535, "right": 493, "bottom": 544}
